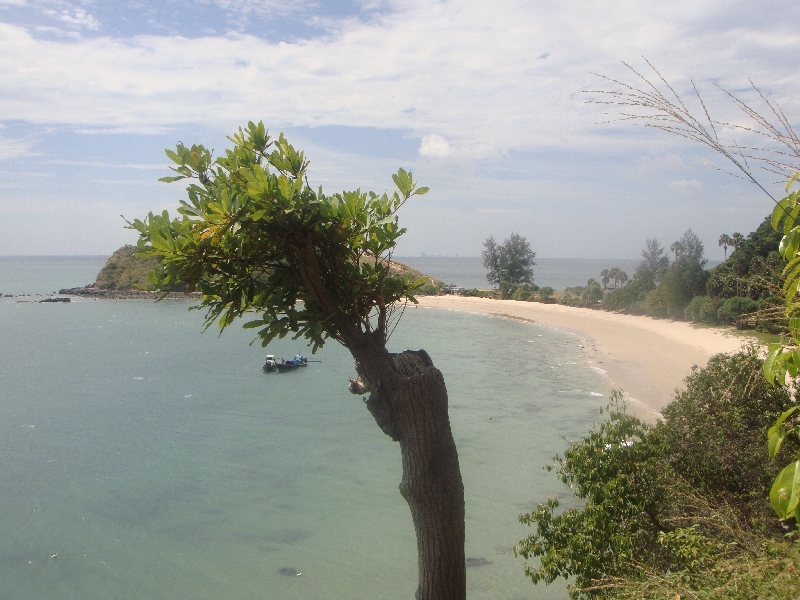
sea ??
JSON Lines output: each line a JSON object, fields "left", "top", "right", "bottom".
{"left": 0, "top": 256, "right": 616, "bottom": 600}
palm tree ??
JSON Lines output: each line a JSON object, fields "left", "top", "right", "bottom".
{"left": 608, "top": 267, "right": 620, "bottom": 288}
{"left": 618, "top": 270, "right": 629, "bottom": 287}
{"left": 600, "top": 269, "right": 610, "bottom": 290}
{"left": 731, "top": 232, "right": 745, "bottom": 251}
{"left": 719, "top": 234, "right": 733, "bottom": 260}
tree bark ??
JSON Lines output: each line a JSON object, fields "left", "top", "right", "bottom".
{"left": 350, "top": 348, "right": 466, "bottom": 600}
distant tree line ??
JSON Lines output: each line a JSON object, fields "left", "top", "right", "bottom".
{"left": 599, "top": 220, "right": 784, "bottom": 330}
{"left": 480, "top": 220, "right": 782, "bottom": 331}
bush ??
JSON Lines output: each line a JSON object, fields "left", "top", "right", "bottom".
{"left": 682, "top": 295, "right": 721, "bottom": 324}
{"left": 511, "top": 283, "right": 536, "bottom": 301}
{"left": 538, "top": 286, "right": 554, "bottom": 303}
{"left": 461, "top": 288, "right": 498, "bottom": 298}
{"left": 415, "top": 279, "right": 447, "bottom": 295}
{"left": 582, "top": 280, "right": 603, "bottom": 305}
{"left": 601, "top": 281, "right": 648, "bottom": 312}
{"left": 717, "top": 296, "right": 759, "bottom": 324}
{"left": 657, "top": 349, "right": 797, "bottom": 534}
{"left": 515, "top": 348, "right": 799, "bottom": 599}
{"left": 644, "top": 285, "right": 668, "bottom": 317}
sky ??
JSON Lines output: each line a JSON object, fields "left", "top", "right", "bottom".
{"left": 1, "top": 0, "right": 799, "bottom": 259}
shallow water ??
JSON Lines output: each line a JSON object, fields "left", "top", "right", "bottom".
{"left": 0, "top": 260, "right": 611, "bottom": 599}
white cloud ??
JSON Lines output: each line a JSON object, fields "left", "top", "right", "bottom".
{"left": 0, "top": 131, "right": 34, "bottom": 160}
{"left": 668, "top": 179, "right": 703, "bottom": 195}
{"left": 0, "top": 1, "right": 797, "bottom": 158}
{"left": 637, "top": 154, "right": 689, "bottom": 175}
{"left": 419, "top": 134, "right": 451, "bottom": 158}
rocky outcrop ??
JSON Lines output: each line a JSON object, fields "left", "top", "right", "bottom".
{"left": 57, "top": 285, "right": 199, "bottom": 300}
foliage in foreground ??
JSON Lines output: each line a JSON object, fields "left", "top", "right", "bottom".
{"left": 515, "top": 348, "right": 799, "bottom": 599}
{"left": 128, "top": 122, "right": 471, "bottom": 598}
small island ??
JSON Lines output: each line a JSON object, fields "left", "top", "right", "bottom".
{"left": 59, "top": 244, "right": 446, "bottom": 299}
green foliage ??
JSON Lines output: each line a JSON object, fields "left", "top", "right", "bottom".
{"left": 601, "top": 278, "right": 650, "bottom": 313}
{"left": 127, "top": 121, "right": 428, "bottom": 352}
{"left": 482, "top": 233, "right": 536, "bottom": 298}
{"left": 604, "top": 233, "right": 711, "bottom": 319}
{"left": 510, "top": 283, "right": 535, "bottom": 301}
{"left": 461, "top": 288, "right": 499, "bottom": 298}
{"left": 516, "top": 348, "right": 798, "bottom": 598}
{"left": 94, "top": 245, "right": 181, "bottom": 291}
{"left": 659, "top": 349, "right": 797, "bottom": 533}
{"left": 538, "top": 286, "right": 554, "bottom": 303}
{"left": 515, "top": 392, "right": 658, "bottom": 595}
{"left": 636, "top": 238, "right": 669, "bottom": 288}
{"left": 643, "top": 284, "right": 667, "bottom": 317}
{"left": 598, "top": 238, "right": 667, "bottom": 314}
{"left": 582, "top": 279, "right": 603, "bottom": 304}
{"left": 558, "top": 280, "right": 603, "bottom": 308}
{"left": 716, "top": 296, "right": 760, "bottom": 324}
{"left": 683, "top": 295, "right": 720, "bottom": 324}
{"left": 758, "top": 175, "right": 800, "bottom": 529}
{"left": 600, "top": 267, "right": 629, "bottom": 289}
{"left": 658, "top": 229, "right": 709, "bottom": 318}
{"left": 707, "top": 217, "right": 785, "bottom": 304}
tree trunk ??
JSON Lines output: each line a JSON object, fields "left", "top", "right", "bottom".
{"left": 349, "top": 348, "right": 466, "bottom": 600}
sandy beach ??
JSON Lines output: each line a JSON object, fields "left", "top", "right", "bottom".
{"left": 416, "top": 296, "right": 748, "bottom": 418}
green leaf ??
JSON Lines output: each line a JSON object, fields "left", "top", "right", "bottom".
{"left": 768, "top": 425, "right": 791, "bottom": 461}
{"left": 165, "top": 148, "right": 184, "bottom": 165}
{"left": 770, "top": 460, "right": 800, "bottom": 520}
{"left": 763, "top": 344, "right": 783, "bottom": 384}
{"left": 787, "top": 171, "right": 800, "bottom": 193}
{"left": 773, "top": 197, "right": 790, "bottom": 230}
{"left": 159, "top": 175, "right": 186, "bottom": 183}
{"left": 243, "top": 319, "right": 267, "bottom": 329}
{"left": 780, "top": 228, "right": 800, "bottom": 261}
{"left": 769, "top": 406, "right": 800, "bottom": 440}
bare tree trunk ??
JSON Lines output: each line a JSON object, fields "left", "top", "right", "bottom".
{"left": 349, "top": 348, "right": 466, "bottom": 600}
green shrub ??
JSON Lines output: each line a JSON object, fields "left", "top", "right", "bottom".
{"left": 415, "top": 279, "right": 446, "bottom": 295}
{"left": 581, "top": 279, "right": 603, "bottom": 305}
{"left": 657, "top": 349, "right": 797, "bottom": 534}
{"left": 515, "top": 348, "right": 799, "bottom": 599}
{"left": 511, "top": 283, "right": 536, "bottom": 301}
{"left": 717, "top": 296, "right": 759, "bottom": 324}
{"left": 683, "top": 295, "right": 721, "bottom": 324}
{"left": 538, "top": 286, "right": 554, "bottom": 303}
{"left": 461, "top": 288, "right": 498, "bottom": 298}
{"left": 644, "top": 285, "right": 668, "bottom": 317}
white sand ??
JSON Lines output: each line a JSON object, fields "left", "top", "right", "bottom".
{"left": 415, "top": 296, "right": 749, "bottom": 418}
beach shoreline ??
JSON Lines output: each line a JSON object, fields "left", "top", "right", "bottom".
{"left": 415, "top": 296, "right": 748, "bottom": 419}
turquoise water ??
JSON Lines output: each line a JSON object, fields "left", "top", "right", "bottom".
{"left": 0, "top": 256, "right": 107, "bottom": 296}
{"left": 0, "top": 260, "right": 612, "bottom": 599}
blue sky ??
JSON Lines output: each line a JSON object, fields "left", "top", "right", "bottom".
{"left": 1, "top": 0, "right": 798, "bottom": 258}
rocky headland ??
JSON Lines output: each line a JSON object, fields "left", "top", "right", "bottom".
{"left": 58, "top": 245, "right": 442, "bottom": 300}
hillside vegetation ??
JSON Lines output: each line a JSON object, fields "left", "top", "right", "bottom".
{"left": 94, "top": 245, "right": 165, "bottom": 290}
{"left": 93, "top": 245, "right": 444, "bottom": 294}
{"left": 516, "top": 349, "right": 800, "bottom": 599}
